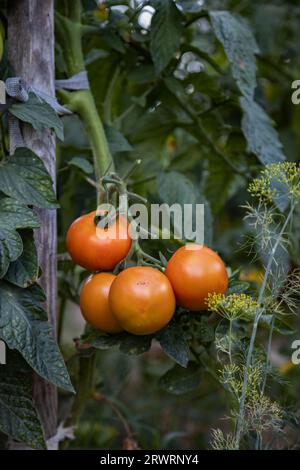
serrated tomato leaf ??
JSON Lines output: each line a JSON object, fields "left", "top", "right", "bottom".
{"left": 159, "top": 362, "right": 202, "bottom": 395}
{"left": 104, "top": 125, "right": 133, "bottom": 154}
{"left": 150, "top": 0, "right": 183, "bottom": 74}
{"left": 0, "top": 350, "right": 46, "bottom": 449}
{"left": 0, "top": 148, "right": 58, "bottom": 208}
{"left": 240, "top": 97, "right": 285, "bottom": 165}
{"left": 4, "top": 230, "right": 39, "bottom": 287}
{"left": 68, "top": 156, "right": 93, "bottom": 174}
{"left": 0, "top": 198, "right": 39, "bottom": 278}
{"left": 0, "top": 281, "right": 74, "bottom": 393}
{"left": 83, "top": 329, "right": 152, "bottom": 356}
{"left": 119, "top": 334, "right": 152, "bottom": 356}
{"left": 156, "top": 323, "right": 189, "bottom": 367}
{"left": 210, "top": 11, "right": 259, "bottom": 99}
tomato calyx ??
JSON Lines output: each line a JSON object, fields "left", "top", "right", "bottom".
{"left": 93, "top": 209, "right": 120, "bottom": 229}
{"left": 94, "top": 212, "right": 109, "bottom": 228}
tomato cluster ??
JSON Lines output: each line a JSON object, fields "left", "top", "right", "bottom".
{"left": 67, "top": 213, "right": 228, "bottom": 336}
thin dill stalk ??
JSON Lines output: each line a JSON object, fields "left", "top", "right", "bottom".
{"left": 235, "top": 204, "right": 294, "bottom": 449}
{"left": 229, "top": 320, "right": 233, "bottom": 364}
{"left": 255, "top": 432, "right": 262, "bottom": 450}
{"left": 252, "top": 315, "right": 276, "bottom": 450}
{"left": 261, "top": 315, "right": 275, "bottom": 394}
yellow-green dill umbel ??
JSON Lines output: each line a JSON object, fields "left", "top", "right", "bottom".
{"left": 248, "top": 162, "right": 300, "bottom": 203}
{"left": 206, "top": 292, "right": 259, "bottom": 321}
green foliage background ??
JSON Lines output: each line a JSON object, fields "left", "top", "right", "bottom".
{"left": 57, "top": 0, "right": 300, "bottom": 450}
{"left": 0, "top": 0, "right": 299, "bottom": 450}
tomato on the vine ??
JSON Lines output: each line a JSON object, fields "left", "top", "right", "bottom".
{"left": 66, "top": 211, "right": 132, "bottom": 271}
{"left": 109, "top": 266, "right": 176, "bottom": 335}
{"left": 80, "top": 272, "right": 122, "bottom": 333}
{"left": 165, "top": 244, "right": 228, "bottom": 311}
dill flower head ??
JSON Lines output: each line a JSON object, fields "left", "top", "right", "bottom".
{"left": 244, "top": 395, "right": 283, "bottom": 434}
{"left": 248, "top": 162, "right": 300, "bottom": 203}
{"left": 206, "top": 292, "right": 259, "bottom": 321}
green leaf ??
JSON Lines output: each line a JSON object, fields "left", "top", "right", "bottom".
{"left": 210, "top": 11, "right": 259, "bottom": 99}
{"left": 176, "top": 0, "right": 204, "bottom": 13}
{"left": 82, "top": 330, "right": 123, "bottom": 349}
{"left": 69, "top": 156, "right": 93, "bottom": 174}
{"left": 0, "top": 281, "right": 74, "bottom": 393}
{"left": 101, "top": 31, "right": 125, "bottom": 53}
{"left": 157, "top": 170, "right": 194, "bottom": 205}
{"left": 240, "top": 97, "right": 285, "bottom": 164}
{"left": 131, "top": 95, "right": 147, "bottom": 108}
{"left": 4, "top": 231, "right": 39, "bottom": 287}
{"left": 61, "top": 115, "right": 89, "bottom": 149}
{"left": 159, "top": 362, "right": 202, "bottom": 395}
{"left": 0, "top": 228, "right": 22, "bottom": 279}
{"left": 0, "top": 350, "right": 46, "bottom": 449}
{"left": 150, "top": 0, "right": 183, "bottom": 74}
{"left": 252, "top": 4, "right": 286, "bottom": 55}
{"left": 9, "top": 93, "right": 64, "bottom": 140}
{"left": 119, "top": 334, "right": 152, "bottom": 356}
{"left": 202, "top": 157, "right": 244, "bottom": 214}
{"left": 0, "top": 198, "right": 39, "bottom": 278}
{"left": 195, "top": 316, "right": 215, "bottom": 343}
{"left": 83, "top": 329, "right": 152, "bottom": 356}
{"left": 156, "top": 323, "right": 189, "bottom": 367}
{"left": 157, "top": 171, "right": 212, "bottom": 245}
{"left": 85, "top": 48, "right": 109, "bottom": 66}
{"left": 104, "top": 125, "right": 133, "bottom": 154}
{"left": 0, "top": 148, "right": 58, "bottom": 208}
{"left": 130, "top": 106, "right": 176, "bottom": 142}
{"left": 128, "top": 65, "right": 156, "bottom": 84}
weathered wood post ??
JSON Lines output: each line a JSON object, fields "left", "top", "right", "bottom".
{"left": 8, "top": 0, "right": 57, "bottom": 445}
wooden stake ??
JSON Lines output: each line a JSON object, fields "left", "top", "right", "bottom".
{"left": 8, "top": 0, "right": 57, "bottom": 447}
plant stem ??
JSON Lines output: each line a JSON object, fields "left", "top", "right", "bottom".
{"left": 64, "top": 90, "right": 114, "bottom": 183}
{"left": 181, "top": 44, "right": 224, "bottom": 75}
{"left": 261, "top": 315, "right": 275, "bottom": 395}
{"left": 61, "top": 351, "right": 97, "bottom": 448}
{"left": 255, "top": 432, "right": 262, "bottom": 450}
{"left": 103, "top": 65, "right": 121, "bottom": 125}
{"left": 56, "top": 1, "right": 114, "bottom": 444}
{"left": 235, "top": 204, "right": 294, "bottom": 449}
{"left": 229, "top": 320, "right": 233, "bottom": 364}
{"left": 96, "top": 395, "right": 134, "bottom": 439}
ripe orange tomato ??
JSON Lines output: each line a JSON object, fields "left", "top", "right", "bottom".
{"left": 66, "top": 211, "right": 132, "bottom": 271}
{"left": 165, "top": 244, "right": 228, "bottom": 311}
{"left": 109, "top": 266, "right": 176, "bottom": 335}
{"left": 80, "top": 273, "right": 122, "bottom": 333}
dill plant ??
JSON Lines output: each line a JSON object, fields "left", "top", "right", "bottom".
{"left": 208, "top": 163, "right": 300, "bottom": 450}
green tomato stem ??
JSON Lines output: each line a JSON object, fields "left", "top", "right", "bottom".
{"left": 56, "top": 4, "right": 114, "bottom": 204}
